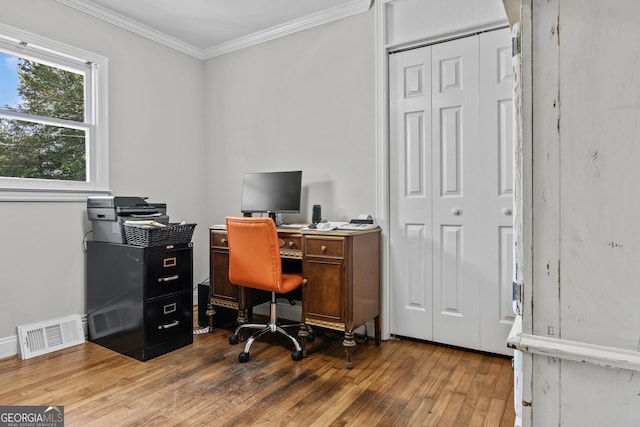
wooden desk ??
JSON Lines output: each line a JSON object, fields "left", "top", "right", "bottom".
{"left": 208, "top": 225, "right": 381, "bottom": 369}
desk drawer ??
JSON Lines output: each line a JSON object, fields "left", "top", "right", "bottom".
{"left": 210, "top": 231, "right": 229, "bottom": 248}
{"left": 305, "top": 236, "right": 345, "bottom": 258}
{"left": 279, "top": 235, "right": 302, "bottom": 251}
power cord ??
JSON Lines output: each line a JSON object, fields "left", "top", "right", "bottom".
{"left": 82, "top": 230, "right": 92, "bottom": 252}
{"left": 193, "top": 326, "right": 209, "bottom": 334}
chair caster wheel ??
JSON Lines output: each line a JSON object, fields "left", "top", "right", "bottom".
{"left": 307, "top": 333, "right": 315, "bottom": 342}
{"left": 239, "top": 352, "right": 250, "bottom": 363}
{"left": 291, "top": 350, "right": 303, "bottom": 361}
{"left": 229, "top": 335, "right": 239, "bottom": 345}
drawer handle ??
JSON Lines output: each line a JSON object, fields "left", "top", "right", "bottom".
{"left": 321, "top": 245, "right": 327, "bottom": 253}
{"left": 221, "top": 238, "right": 227, "bottom": 244}
{"left": 158, "top": 320, "right": 179, "bottom": 330}
{"left": 163, "top": 257, "right": 177, "bottom": 268}
{"left": 158, "top": 275, "right": 179, "bottom": 283}
{"left": 289, "top": 241, "right": 295, "bottom": 248}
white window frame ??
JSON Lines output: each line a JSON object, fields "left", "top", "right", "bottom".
{"left": 0, "top": 23, "right": 109, "bottom": 201}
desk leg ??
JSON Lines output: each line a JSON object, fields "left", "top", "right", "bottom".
{"left": 343, "top": 329, "right": 356, "bottom": 370}
{"left": 374, "top": 315, "right": 381, "bottom": 346}
{"left": 206, "top": 304, "right": 216, "bottom": 333}
{"left": 298, "top": 324, "right": 309, "bottom": 357}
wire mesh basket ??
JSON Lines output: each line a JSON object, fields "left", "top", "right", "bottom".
{"left": 123, "top": 223, "right": 196, "bottom": 247}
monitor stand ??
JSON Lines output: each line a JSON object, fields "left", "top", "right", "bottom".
{"left": 241, "top": 212, "right": 277, "bottom": 224}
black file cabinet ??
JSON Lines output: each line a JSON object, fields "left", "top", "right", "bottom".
{"left": 87, "top": 241, "right": 193, "bottom": 361}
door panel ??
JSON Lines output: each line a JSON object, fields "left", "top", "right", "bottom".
{"left": 389, "top": 28, "right": 514, "bottom": 355}
{"left": 431, "top": 35, "right": 481, "bottom": 348}
{"left": 478, "top": 28, "right": 515, "bottom": 354}
{"left": 389, "top": 46, "right": 433, "bottom": 340}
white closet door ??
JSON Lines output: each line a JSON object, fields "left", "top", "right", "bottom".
{"left": 389, "top": 28, "right": 514, "bottom": 355}
{"left": 477, "top": 28, "right": 515, "bottom": 354}
{"left": 430, "top": 35, "right": 481, "bottom": 349}
{"left": 389, "top": 45, "right": 434, "bottom": 340}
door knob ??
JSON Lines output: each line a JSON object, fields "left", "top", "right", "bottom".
{"left": 502, "top": 208, "right": 512, "bottom": 216}
{"left": 451, "top": 209, "right": 461, "bottom": 216}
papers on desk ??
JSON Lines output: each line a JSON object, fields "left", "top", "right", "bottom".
{"left": 337, "top": 223, "right": 378, "bottom": 231}
{"left": 301, "top": 221, "right": 348, "bottom": 231}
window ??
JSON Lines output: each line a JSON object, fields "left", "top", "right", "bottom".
{"left": 0, "top": 23, "right": 108, "bottom": 201}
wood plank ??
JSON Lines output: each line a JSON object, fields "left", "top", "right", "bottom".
{"left": 0, "top": 316, "right": 515, "bottom": 426}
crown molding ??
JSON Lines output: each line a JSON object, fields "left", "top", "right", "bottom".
{"left": 55, "top": 0, "right": 204, "bottom": 58}
{"left": 202, "top": 0, "right": 372, "bottom": 59}
{"left": 55, "top": 0, "right": 372, "bottom": 61}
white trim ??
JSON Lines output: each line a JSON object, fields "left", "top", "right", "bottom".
{"left": 0, "top": 23, "right": 110, "bottom": 202}
{"left": 385, "top": 21, "right": 508, "bottom": 53}
{"left": 203, "top": 0, "right": 372, "bottom": 59}
{"left": 0, "top": 335, "right": 18, "bottom": 359}
{"left": 55, "top": 0, "right": 372, "bottom": 60}
{"left": 54, "top": 0, "right": 203, "bottom": 59}
{"left": 0, "top": 188, "right": 110, "bottom": 202}
{"left": 0, "top": 22, "right": 106, "bottom": 65}
{"left": 374, "top": 0, "right": 390, "bottom": 341}
{"left": 508, "top": 324, "right": 640, "bottom": 373}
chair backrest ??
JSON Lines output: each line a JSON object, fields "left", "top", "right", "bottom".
{"left": 225, "top": 216, "right": 283, "bottom": 293}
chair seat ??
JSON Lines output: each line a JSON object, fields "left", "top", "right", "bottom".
{"left": 280, "top": 274, "right": 303, "bottom": 294}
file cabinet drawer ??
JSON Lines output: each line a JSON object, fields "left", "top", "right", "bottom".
{"left": 144, "top": 292, "right": 192, "bottom": 346}
{"left": 146, "top": 248, "right": 192, "bottom": 298}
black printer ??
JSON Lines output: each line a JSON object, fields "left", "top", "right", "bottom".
{"left": 87, "top": 196, "right": 169, "bottom": 243}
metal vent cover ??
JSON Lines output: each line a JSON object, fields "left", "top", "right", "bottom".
{"left": 17, "top": 314, "right": 84, "bottom": 360}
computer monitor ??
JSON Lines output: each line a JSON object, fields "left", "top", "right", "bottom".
{"left": 240, "top": 170, "right": 302, "bottom": 221}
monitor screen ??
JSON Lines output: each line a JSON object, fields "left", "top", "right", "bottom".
{"left": 240, "top": 170, "right": 302, "bottom": 216}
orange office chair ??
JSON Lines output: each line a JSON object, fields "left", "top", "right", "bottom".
{"left": 225, "top": 216, "right": 306, "bottom": 362}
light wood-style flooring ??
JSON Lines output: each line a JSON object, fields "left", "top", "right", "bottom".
{"left": 0, "top": 315, "right": 515, "bottom": 426}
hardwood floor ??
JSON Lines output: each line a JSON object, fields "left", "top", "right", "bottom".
{"left": 0, "top": 315, "right": 515, "bottom": 426}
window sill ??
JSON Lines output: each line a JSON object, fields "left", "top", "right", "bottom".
{"left": 0, "top": 188, "right": 111, "bottom": 202}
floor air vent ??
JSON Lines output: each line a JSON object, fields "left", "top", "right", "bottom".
{"left": 17, "top": 314, "right": 85, "bottom": 360}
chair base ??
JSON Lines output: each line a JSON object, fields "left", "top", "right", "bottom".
{"left": 229, "top": 292, "right": 309, "bottom": 362}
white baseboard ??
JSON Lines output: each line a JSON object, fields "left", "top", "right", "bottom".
{"left": 0, "top": 335, "right": 18, "bottom": 359}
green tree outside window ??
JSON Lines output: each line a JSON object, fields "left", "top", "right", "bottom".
{"left": 0, "top": 58, "right": 86, "bottom": 181}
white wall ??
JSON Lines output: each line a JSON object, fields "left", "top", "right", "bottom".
{"left": 0, "top": 0, "right": 206, "bottom": 341}
{"left": 203, "top": 8, "right": 376, "bottom": 225}
{"left": 0, "top": 1, "right": 375, "bottom": 354}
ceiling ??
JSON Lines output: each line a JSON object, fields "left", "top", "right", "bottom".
{"left": 56, "top": 0, "right": 372, "bottom": 59}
